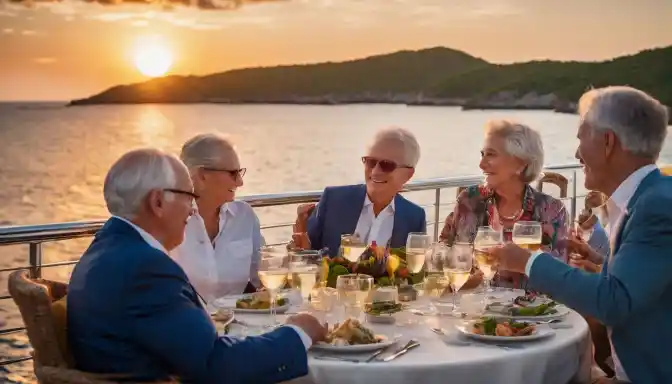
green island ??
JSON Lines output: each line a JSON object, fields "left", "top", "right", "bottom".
{"left": 69, "top": 45, "right": 671, "bottom": 120}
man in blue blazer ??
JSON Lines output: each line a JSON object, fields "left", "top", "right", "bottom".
{"left": 490, "top": 86, "right": 671, "bottom": 383}
{"left": 68, "top": 148, "right": 326, "bottom": 383}
{"left": 292, "top": 127, "right": 426, "bottom": 255}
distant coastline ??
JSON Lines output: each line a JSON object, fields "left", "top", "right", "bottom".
{"left": 68, "top": 45, "right": 671, "bottom": 124}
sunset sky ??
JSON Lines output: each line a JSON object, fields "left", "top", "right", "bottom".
{"left": 1, "top": 0, "right": 671, "bottom": 101}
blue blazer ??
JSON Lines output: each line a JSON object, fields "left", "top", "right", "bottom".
{"left": 528, "top": 169, "right": 672, "bottom": 383}
{"left": 307, "top": 184, "right": 427, "bottom": 256}
{"left": 67, "top": 217, "right": 308, "bottom": 383}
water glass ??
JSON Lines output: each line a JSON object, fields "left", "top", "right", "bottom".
{"left": 336, "top": 274, "right": 374, "bottom": 320}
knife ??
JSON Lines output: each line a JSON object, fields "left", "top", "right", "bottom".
{"left": 382, "top": 342, "right": 420, "bottom": 362}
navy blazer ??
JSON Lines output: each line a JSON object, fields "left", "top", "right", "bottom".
{"left": 68, "top": 217, "right": 308, "bottom": 383}
{"left": 528, "top": 169, "right": 672, "bottom": 383}
{"left": 306, "top": 184, "right": 427, "bottom": 256}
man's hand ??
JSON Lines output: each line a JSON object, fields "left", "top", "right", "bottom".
{"left": 487, "top": 243, "right": 531, "bottom": 274}
{"left": 569, "top": 255, "right": 602, "bottom": 273}
{"left": 285, "top": 313, "right": 328, "bottom": 344}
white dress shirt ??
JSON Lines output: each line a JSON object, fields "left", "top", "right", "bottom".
{"left": 525, "top": 164, "right": 658, "bottom": 382}
{"left": 171, "top": 200, "right": 264, "bottom": 302}
{"left": 114, "top": 215, "right": 312, "bottom": 349}
{"left": 353, "top": 195, "right": 395, "bottom": 246}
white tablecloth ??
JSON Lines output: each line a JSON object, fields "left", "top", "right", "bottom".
{"left": 233, "top": 292, "right": 592, "bottom": 384}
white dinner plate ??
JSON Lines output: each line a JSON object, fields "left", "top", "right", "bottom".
{"left": 232, "top": 303, "right": 291, "bottom": 314}
{"left": 311, "top": 337, "right": 396, "bottom": 353}
{"left": 211, "top": 311, "right": 235, "bottom": 328}
{"left": 455, "top": 322, "right": 554, "bottom": 342}
{"left": 484, "top": 304, "right": 570, "bottom": 321}
{"left": 211, "top": 294, "right": 291, "bottom": 314}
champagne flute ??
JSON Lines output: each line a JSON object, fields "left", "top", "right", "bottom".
{"left": 443, "top": 242, "right": 473, "bottom": 313}
{"left": 425, "top": 242, "right": 451, "bottom": 313}
{"left": 473, "top": 226, "right": 502, "bottom": 299}
{"left": 406, "top": 232, "right": 432, "bottom": 274}
{"left": 512, "top": 221, "right": 543, "bottom": 251}
{"left": 258, "top": 246, "right": 289, "bottom": 326}
{"left": 336, "top": 274, "right": 373, "bottom": 320}
{"left": 289, "top": 250, "right": 322, "bottom": 308}
{"left": 341, "top": 234, "right": 367, "bottom": 262}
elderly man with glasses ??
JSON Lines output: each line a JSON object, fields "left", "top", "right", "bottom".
{"left": 292, "top": 127, "right": 426, "bottom": 256}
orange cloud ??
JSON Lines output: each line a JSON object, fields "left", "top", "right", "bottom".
{"left": 7, "top": 0, "right": 288, "bottom": 11}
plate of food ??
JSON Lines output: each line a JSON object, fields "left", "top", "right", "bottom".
{"left": 364, "top": 301, "right": 404, "bottom": 324}
{"left": 484, "top": 296, "right": 569, "bottom": 321}
{"left": 212, "top": 291, "right": 291, "bottom": 314}
{"left": 312, "top": 318, "right": 395, "bottom": 353}
{"left": 456, "top": 317, "right": 554, "bottom": 342}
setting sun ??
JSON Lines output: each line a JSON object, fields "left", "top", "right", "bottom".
{"left": 132, "top": 36, "right": 173, "bottom": 78}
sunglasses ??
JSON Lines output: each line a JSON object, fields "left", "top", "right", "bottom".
{"left": 164, "top": 188, "right": 200, "bottom": 200}
{"left": 202, "top": 167, "right": 247, "bottom": 178}
{"left": 361, "top": 157, "right": 412, "bottom": 173}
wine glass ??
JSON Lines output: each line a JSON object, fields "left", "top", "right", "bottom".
{"left": 406, "top": 232, "right": 432, "bottom": 274}
{"left": 336, "top": 274, "right": 374, "bottom": 320}
{"left": 258, "top": 246, "right": 289, "bottom": 326}
{"left": 443, "top": 242, "right": 473, "bottom": 314}
{"left": 341, "top": 234, "right": 367, "bottom": 262}
{"left": 424, "top": 242, "right": 451, "bottom": 313}
{"left": 309, "top": 286, "right": 338, "bottom": 324}
{"left": 288, "top": 250, "right": 323, "bottom": 308}
{"left": 512, "top": 221, "right": 543, "bottom": 251}
{"left": 473, "top": 226, "right": 503, "bottom": 298}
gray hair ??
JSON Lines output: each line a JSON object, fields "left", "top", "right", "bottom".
{"left": 103, "top": 148, "right": 180, "bottom": 219}
{"left": 370, "top": 127, "right": 421, "bottom": 167}
{"left": 180, "top": 133, "right": 236, "bottom": 170}
{"left": 485, "top": 120, "right": 544, "bottom": 183}
{"left": 578, "top": 86, "right": 668, "bottom": 159}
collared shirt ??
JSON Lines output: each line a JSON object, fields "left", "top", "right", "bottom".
{"left": 171, "top": 200, "right": 264, "bottom": 302}
{"left": 353, "top": 195, "right": 395, "bottom": 246}
{"left": 526, "top": 164, "right": 658, "bottom": 382}
{"left": 115, "top": 215, "right": 312, "bottom": 350}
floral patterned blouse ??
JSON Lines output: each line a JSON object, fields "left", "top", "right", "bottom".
{"left": 440, "top": 184, "right": 569, "bottom": 289}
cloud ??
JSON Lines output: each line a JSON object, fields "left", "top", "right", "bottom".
{"left": 2, "top": 28, "right": 14, "bottom": 33}
{"left": 21, "top": 29, "right": 37, "bottom": 35}
{"left": 34, "top": 57, "right": 57, "bottom": 64}
{"left": 7, "top": 0, "right": 288, "bottom": 11}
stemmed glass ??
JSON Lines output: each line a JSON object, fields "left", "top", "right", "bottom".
{"left": 424, "top": 242, "right": 451, "bottom": 313}
{"left": 473, "top": 226, "right": 503, "bottom": 298}
{"left": 336, "top": 274, "right": 374, "bottom": 320}
{"left": 443, "top": 242, "right": 473, "bottom": 314}
{"left": 341, "top": 234, "right": 367, "bottom": 262}
{"left": 258, "top": 246, "right": 289, "bottom": 326}
{"left": 512, "top": 221, "right": 543, "bottom": 251}
{"left": 288, "top": 250, "right": 323, "bottom": 309}
{"left": 406, "top": 233, "right": 432, "bottom": 274}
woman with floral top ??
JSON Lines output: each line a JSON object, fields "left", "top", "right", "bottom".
{"left": 440, "top": 120, "right": 569, "bottom": 289}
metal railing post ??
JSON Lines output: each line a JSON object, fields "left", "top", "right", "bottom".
{"left": 29, "top": 242, "right": 43, "bottom": 279}
{"left": 570, "top": 170, "right": 578, "bottom": 223}
{"left": 433, "top": 188, "right": 441, "bottom": 241}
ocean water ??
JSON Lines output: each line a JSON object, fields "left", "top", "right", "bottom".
{"left": 0, "top": 103, "right": 670, "bottom": 382}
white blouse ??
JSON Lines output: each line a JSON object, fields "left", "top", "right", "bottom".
{"left": 171, "top": 200, "right": 264, "bottom": 302}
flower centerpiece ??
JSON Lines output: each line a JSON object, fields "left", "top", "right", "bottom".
{"left": 323, "top": 242, "right": 423, "bottom": 288}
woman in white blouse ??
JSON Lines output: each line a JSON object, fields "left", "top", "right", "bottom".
{"left": 171, "top": 133, "right": 263, "bottom": 301}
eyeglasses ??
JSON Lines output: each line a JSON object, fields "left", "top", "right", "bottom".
{"left": 202, "top": 167, "right": 246, "bottom": 178}
{"left": 361, "top": 157, "right": 412, "bottom": 173}
{"left": 163, "top": 188, "right": 199, "bottom": 200}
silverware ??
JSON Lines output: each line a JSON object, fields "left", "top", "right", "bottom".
{"left": 313, "top": 356, "right": 362, "bottom": 363}
{"left": 381, "top": 340, "right": 420, "bottom": 362}
{"left": 364, "top": 343, "right": 399, "bottom": 362}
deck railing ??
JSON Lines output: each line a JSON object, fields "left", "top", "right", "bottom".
{"left": 0, "top": 163, "right": 585, "bottom": 367}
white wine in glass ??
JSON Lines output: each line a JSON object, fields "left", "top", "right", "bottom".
{"left": 473, "top": 226, "right": 502, "bottom": 288}
{"left": 336, "top": 274, "right": 373, "bottom": 320}
{"left": 341, "top": 234, "right": 367, "bottom": 262}
{"left": 406, "top": 232, "right": 432, "bottom": 273}
{"left": 512, "top": 221, "right": 543, "bottom": 251}
{"left": 259, "top": 246, "right": 289, "bottom": 325}
{"left": 446, "top": 270, "right": 470, "bottom": 291}
{"left": 443, "top": 242, "right": 473, "bottom": 312}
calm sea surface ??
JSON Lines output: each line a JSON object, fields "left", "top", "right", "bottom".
{"left": 1, "top": 103, "right": 670, "bottom": 381}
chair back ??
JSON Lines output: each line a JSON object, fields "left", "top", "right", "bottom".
{"left": 535, "top": 172, "right": 568, "bottom": 198}
{"left": 8, "top": 271, "right": 70, "bottom": 369}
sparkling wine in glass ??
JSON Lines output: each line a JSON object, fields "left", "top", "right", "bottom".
{"left": 258, "top": 246, "right": 289, "bottom": 325}
{"left": 443, "top": 242, "right": 473, "bottom": 313}
{"left": 473, "top": 226, "right": 502, "bottom": 297}
{"left": 406, "top": 232, "right": 432, "bottom": 274}
{"left": 289, "top": 250, "right": 322, "bottom": 306}
{"left": 336, "top": 274, "right": 373, "bottom": 320}
{"left": 341, "top": 234, "right": 367, "bottom": 262}
{"left": 512, "top": 221, "right": 543, "bottom": 251}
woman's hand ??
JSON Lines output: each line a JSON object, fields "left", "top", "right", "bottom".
{"left": 439, "top": 212, "right": 455, "bottom": 243}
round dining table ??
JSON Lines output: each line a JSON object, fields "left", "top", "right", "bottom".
{"left": 228, "top": 290, "right": 593, "bottom": 384}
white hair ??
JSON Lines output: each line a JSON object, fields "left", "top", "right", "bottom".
{"left": 485, "top": 120, "right": 545, "bottom": 183}
{"left": 578, "top": 86, "right": 668, "bottom": 159}
{"left": 370, "top": 127, "right": 421, "bottom": 167}
{"left": 180, "top": 132, "right": 236, "bottom": 170}
{"left": 103, "top": 148, "right": 181, "bottom": 219}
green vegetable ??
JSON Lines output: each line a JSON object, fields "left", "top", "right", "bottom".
{"left": 510, "top": 301, "right": 558, "bottom": 316}
{"left": 365, "top": 301, "right": 403, "bottom": 315}
{"left": 481, "top": 317, "right": 498, "bottom": 335}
